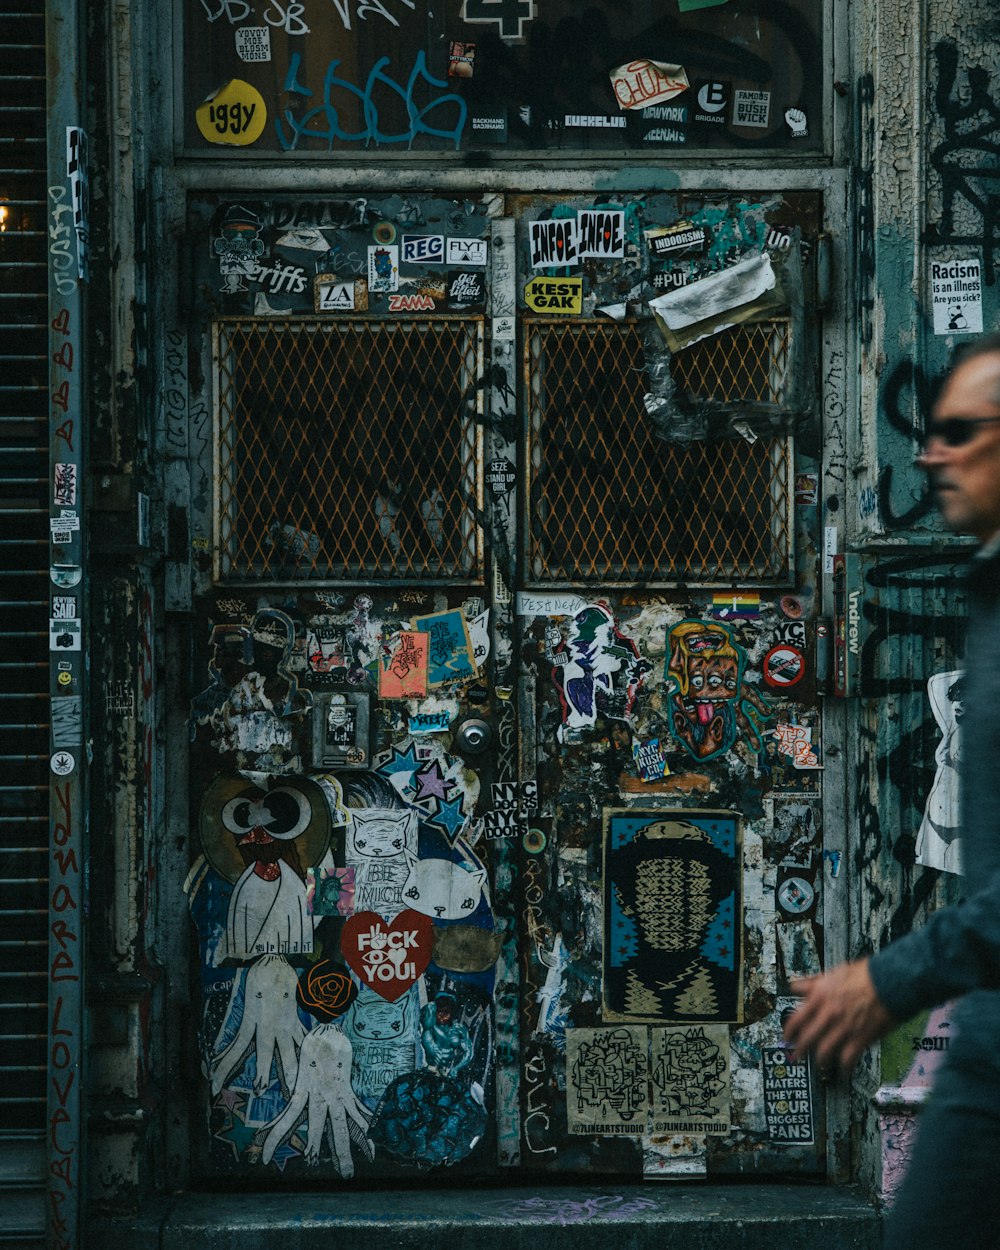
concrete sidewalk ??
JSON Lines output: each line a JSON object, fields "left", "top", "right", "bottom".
{"left": 92, "top": 1183, "right": 881, "bottom": 1249}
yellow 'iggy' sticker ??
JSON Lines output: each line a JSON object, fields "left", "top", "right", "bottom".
{"left": 196, "top": 80, "right": 266, "bottom": 146}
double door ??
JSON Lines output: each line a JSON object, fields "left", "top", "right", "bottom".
{"left": 181, "top": 187, "right": 833, "bottom": 1181}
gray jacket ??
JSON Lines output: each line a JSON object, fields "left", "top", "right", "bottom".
{"left": 869, "top": 543, "right": 1000, "bottom": 1069}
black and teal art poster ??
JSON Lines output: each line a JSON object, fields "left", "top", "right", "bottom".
{"left": 603, "top": 809, "right": 742, "bottom": 1023}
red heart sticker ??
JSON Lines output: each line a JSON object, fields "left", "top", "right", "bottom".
{"left": 340, "top": 909, "right": 434, "bottom": 1002}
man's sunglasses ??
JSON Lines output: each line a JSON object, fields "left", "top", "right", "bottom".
{"left": 922, "top": 415, "right": 1000, "bottom": 447}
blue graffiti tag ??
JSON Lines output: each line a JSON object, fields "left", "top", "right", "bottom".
{"left": 276, "top": 51, "right": 467, "bottom": 150}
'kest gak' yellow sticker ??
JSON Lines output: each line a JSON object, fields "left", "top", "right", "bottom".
{"left": 524, "top": 277, "right": 583, "bottom": 314}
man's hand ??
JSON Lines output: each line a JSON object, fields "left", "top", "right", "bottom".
{"left": 783, "top": 958, "right": 895, "bottom": 1070}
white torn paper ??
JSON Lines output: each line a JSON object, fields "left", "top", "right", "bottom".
{"left": 776, "top": 919, "right": 821, "bottom": 978}
{"left": 516, "top": 591, "right": 587, "bottom": 617}
{"left": 610, "top": 60, "right": 689, "bottom": 111}
{"left": 276, "top": 228, "right": 329, "bottom": 252}
{"left": 915, "top": 669, "right": 963, "bottom": 874}
{"left": 648, "top": 254, "right": 783, "bottom": 352}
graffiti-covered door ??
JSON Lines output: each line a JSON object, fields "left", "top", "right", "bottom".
{"left": 181, "top": 187, "right": 831, "bottom": 1183}
{"left": 500, "top": 190, "right": 831, "bottom": 1178}
{"left": 185, "top": 193, "right": 510, "bottom": 1181}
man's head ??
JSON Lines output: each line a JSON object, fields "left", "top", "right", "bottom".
{"left": 919, "top": 335, "right": 1000, "bottom": 543}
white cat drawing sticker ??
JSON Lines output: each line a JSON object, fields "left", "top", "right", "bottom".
{"left": 346, "top": 808, "right": 418, "bottom": 920}
{"left": 400, "top": 852, "right": 489, "bottom": 920}
{"left": 341, "top": 985, "right": 419, "bottom": 1107}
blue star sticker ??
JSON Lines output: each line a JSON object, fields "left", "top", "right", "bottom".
{"left": 378, "top": 742, "right": 422, "bottom": 788}
{"left": 428, "top": 793, "right": 467, "bottom": 843}
{"left": 268, "top": 1139, "right": 302, "bottom": 1171}
{"left": 415, "top": 760, "right": 452, "bottom": 803}
{"left": 213, "top": 1096, "right": 258, "bottom": 1161}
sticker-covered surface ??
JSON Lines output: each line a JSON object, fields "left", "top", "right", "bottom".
{"left": 181, "top": 187, "right": 828, "bottom": 1183}
{"left": 181, "top": 0, "right": 824, "bottom": 154}
{"left": 187, "top": 586, "right": 499, "bottom": 1178}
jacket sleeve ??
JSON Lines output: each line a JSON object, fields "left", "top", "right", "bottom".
{"left": 868, "top": 869, "right": 1000, "bottom": 1021}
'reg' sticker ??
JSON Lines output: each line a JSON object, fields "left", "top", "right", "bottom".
{"left": 196, "top": 80, "right": 267, "bottom": 147}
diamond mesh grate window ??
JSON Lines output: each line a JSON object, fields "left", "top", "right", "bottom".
{"left": 526, "top": 320, "right": 793, "bottom": 584}
{"left": 671, "top": 317, "right": 791, "bottom": 405}
{"left": 215, "top": 318, "right": 485, "bottom": 582}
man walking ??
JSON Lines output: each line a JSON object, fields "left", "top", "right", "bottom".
{"left": 784, "top": 334, "right": 1000, "bottom": 1248}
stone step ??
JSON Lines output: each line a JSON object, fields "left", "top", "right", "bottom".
{"left": 92, "top": 1183, "right": 880, "bottom": 1250}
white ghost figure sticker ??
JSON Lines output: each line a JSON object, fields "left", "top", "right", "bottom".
{"left": 261, "top": 1022, "right": 374, "bottom": 1175}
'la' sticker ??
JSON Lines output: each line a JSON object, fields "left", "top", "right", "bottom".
{"left": 524, "top": 276, "right": 582, "bottom": 313}
{"left": 577, "top": 210, "right": 626, "bottom": 259}
{"left": 315, "top": 277, "right": 355, "bottom": 312}
{"left": 195, "top": 80, "right": 267, "bottom": 146}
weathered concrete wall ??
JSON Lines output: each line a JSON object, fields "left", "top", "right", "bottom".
{"left": 851, "top": 0, "right": 1000, "bottom": 1201}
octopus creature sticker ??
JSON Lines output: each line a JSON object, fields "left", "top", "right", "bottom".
{"left": 664, "top": 619, "right": 772, "bottom": 760}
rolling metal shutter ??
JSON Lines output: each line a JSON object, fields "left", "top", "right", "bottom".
{"left": 0, "top": 1, "right": 49, "bottom": 1244}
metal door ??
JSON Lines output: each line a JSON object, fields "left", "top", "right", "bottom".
{"left": 181, "top": 187, "right": 831, "bottom": 1182}
{"left": 502, "top": 189, "right": 830, "bottom": 1178}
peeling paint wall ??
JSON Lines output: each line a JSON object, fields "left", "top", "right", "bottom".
{"left": 851, "top": 0, "right": 1000, "bottom": 1202}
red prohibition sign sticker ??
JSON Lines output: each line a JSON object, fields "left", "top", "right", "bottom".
{"left": 763, "top": 643, "right": 805, "bottom": 689}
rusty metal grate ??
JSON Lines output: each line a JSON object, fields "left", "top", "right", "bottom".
{"left": 525, "top": 320, "right": 793, "bottom": 584}
{"left": 671, "top": 318, "right": 791, "bottom": 404}
{"left": 214, "top": 318, "right": 484, "bottom": 582}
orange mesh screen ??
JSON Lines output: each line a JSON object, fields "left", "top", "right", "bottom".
{"left": 525, "top": 320, "right": 793, "bottom": 583}
{"left": 215, "top": 318, "right": 484, "bottom": 582}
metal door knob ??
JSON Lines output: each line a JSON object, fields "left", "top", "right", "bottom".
{"left": 454, "top": 718, "right": 492, "bottom": 754}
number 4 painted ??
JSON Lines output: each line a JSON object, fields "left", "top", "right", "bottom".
{"left": 461, "top": 0, "right": 535, "bottom": 41}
